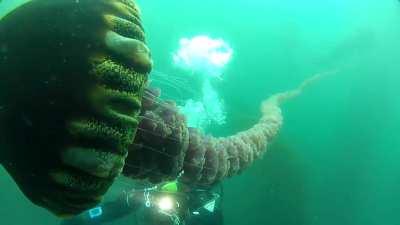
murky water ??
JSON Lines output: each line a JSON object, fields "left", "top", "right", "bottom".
{"left": 1, "top": 0, "right": 400, "bottom": 225}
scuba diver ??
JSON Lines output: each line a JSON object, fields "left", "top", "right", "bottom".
{"left": 61, "top": 180, "right": 223, "bottom": 225}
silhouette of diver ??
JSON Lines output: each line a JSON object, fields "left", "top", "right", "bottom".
{"left": 61, "top": 180, "right": 224, "bottom": 225}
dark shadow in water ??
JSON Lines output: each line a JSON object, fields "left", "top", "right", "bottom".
{"left": 223, "top": 139, "right": 308, "bottom": 225}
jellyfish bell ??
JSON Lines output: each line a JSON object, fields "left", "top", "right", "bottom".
{"left": 0, "top": 0, "right": 151, "bottom": 216}
{"left": 173, "top": 35, "right": 233, "bottom": 80}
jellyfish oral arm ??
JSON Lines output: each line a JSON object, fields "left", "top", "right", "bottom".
{"left": 124, "top": 75, "right": 321, "bottom": 185}
{"left": 182, "top": 74, "right": 323, "bottom": 185}
{"left": 181, "top": 93, "right": 283, "bottom": 185}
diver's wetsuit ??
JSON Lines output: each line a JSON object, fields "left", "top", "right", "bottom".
{"left": 185, "top": 186, "right": 224, "bottom": 225}
{"left": 60, "top": 184, "right": 224, "bottom": 225}
{"left": 186, "top": 207, "right": 224, "bottom": 225}
{"left": 60, "top": 194, "right": 138, "bottom": 225}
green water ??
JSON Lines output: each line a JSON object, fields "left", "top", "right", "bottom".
{"left": 1, "top": 0, "right": 400, "bottom": 224}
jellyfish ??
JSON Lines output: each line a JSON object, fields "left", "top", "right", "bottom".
{"left": 0, "top": 0, "right": 326, "bottom": 217}
{"left": 0, "top": 0, "right": 152, "bottom": 216}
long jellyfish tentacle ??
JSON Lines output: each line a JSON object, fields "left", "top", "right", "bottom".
{"left": 183, "top": 74, "right": 323, "bottom": 185}
{"left": 123, "top": 74, "right": 324, "bottom": 185}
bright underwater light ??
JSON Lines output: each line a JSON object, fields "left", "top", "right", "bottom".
{"left": 173, "top": 35, "right": 233, "bottom": 79}
{"left": 157, "top": 196, "right": 175, "bottom": 211}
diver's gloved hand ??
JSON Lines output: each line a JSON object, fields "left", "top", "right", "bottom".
{"left": 0, "top": 0, "right": 151, "bottom": 216}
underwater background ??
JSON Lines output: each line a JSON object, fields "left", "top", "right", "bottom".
{"left": 1, "top": 0, "right": 400, "bottom": 225}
